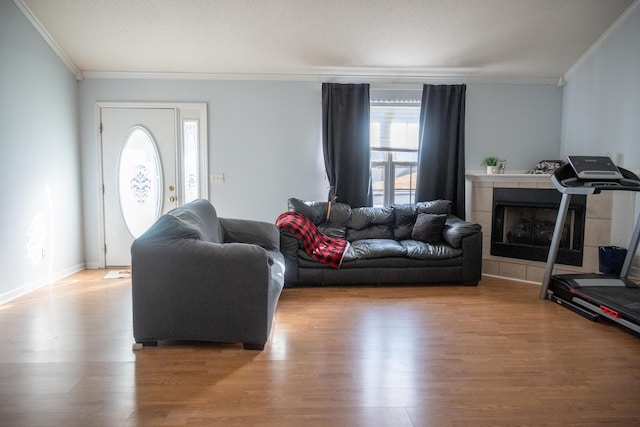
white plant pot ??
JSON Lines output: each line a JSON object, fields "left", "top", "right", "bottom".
{"left": 486, "top": 165, "right": 498, "bottom": 174}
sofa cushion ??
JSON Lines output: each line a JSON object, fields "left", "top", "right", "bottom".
{"left": 416, "top": 199, "right": 451, "bottom": 215}
{"left": 349, "top": 206, "right": 394, "bottom": 229}
{"left": 345, "top": 239, "right": 407, "bottom": 260}
{"left": 347, "top": 206, "right": 394, "bottom": 241}
{"left": 391, "top": 203, "right": 417, "bottom": 240}
{"left": 347, "top": 226, "right": 394, "bottom": 241}
{"left": 319, "top": 202, "right": 351, "bottom": 239}
{"left": 288, "top": 198, "right": 351, "bottom": 238}
{"left": 288, "top": 198, "right": 328, "bottom": 225}
{"left": 401, "top": 240, "right": 462, "bottom": 260}
{"left": 391, "top": 200, "right": 451, "bottom": 240}
{"left": 411, "top": 213, "right": 447, "bottom": 244}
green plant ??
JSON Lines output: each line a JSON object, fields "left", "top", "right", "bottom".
{"left": 482, "top": 156, "right": 499, "bottom": 166}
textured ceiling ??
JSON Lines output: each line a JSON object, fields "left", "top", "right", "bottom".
{"left": 20, "top": 0, "right": 637, "bottom": 82}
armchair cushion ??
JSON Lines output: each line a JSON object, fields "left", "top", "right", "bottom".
{"left": 221, "top": 217, "right": 280, "bottom": 251}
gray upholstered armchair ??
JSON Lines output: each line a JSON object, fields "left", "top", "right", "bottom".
{"left": 131, "top": 199, "right": 285, "bottom": 350}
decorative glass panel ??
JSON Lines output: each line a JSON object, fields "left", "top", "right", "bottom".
{"left": 118, "top": 127, "right": 162, "bottom": 238}
{"left": 182, "top": 119, "right": 199, "bottom": 204}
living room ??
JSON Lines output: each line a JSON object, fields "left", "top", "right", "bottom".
{"left": 3, "top": 0, "right": 639, "bottom": 302}
{"left": 1, "top": 0, "right": 640, "bottom": 424}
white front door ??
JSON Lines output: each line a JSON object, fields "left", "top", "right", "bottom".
{"left": 101, "top": 107, "right": 178, "bottom": 267}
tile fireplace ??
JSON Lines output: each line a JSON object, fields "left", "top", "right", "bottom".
{"left": 468, "top": 172, "right": 613, "bottom": 283}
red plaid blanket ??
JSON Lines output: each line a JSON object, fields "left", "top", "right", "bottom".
{"left": 276, "top": 212, "right": 349, "bottom": 268}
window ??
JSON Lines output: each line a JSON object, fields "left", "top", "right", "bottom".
{"left": 177, "top": 105, "right": 208, "bottom": 206}
{"left": 182, "top": 119, "right": 199, "bottom": 204}
{"left": 370, "top": 102, "right": 420, "bottom": 206}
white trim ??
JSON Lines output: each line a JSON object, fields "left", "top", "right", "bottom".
{"left": 95, "top": 104, "right": 106, "bottom": 268}
{"left": 13, "top": 0, "right": 82, "bottom": 80}
{"left": 0, "top": 263, "right": 85, "bottom": 306}
{"left": 563, "top": 0, "right": 640, "bottom": 83}
{"left": 80, "top": 70, "right": 560, "bottom": 85}
{"left": 481, "top": 273, "right": 540, "bottom": 286}
{"left": 177, "top": 107, "right": 209, "bottom": 204}
{"left": 96, "top": 102, "right": 208, "bottom": 268}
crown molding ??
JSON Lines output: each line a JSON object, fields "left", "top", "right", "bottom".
{"left": 14, "top": 0, "right": 82, "bottom": 80}
{"left": 563, "top": 0, "right": 640, "bottom": 83}
{"left": 80, "top": 69, "right": 560, "bottom": 85}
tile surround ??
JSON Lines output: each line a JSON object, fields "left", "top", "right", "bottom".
{"left": 467, "top": 173, "right": 612, "bottom": 283}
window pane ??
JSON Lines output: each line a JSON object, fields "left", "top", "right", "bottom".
{"left": 394, "top": 151, "right": 418, "bottom": 162}
{"left": 371, "top": 163, "right": 386, "bottom": 207}
{"left": 394, "top": 162, "right": 417, "bottom": 205}
{"left": 370, "top": 122, "right": 381, "bottom": 148}
{"left": 182, "top": 120, "right": 199, "bottom": 204}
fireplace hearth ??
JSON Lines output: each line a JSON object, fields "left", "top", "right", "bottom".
{"left": 491, "top": 188, "right": 586, "bottom": 266}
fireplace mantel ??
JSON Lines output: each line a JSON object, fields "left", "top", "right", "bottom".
{"left": 466, "top": 172, "right": 552, "bottom": 183}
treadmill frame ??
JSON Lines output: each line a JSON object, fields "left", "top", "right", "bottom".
{"left": 539, "top": 162, "right": 640, "bottom": 332}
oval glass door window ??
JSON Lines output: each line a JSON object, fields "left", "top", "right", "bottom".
{"left": 118, "top": 126, "right": 163, "bottom": 238}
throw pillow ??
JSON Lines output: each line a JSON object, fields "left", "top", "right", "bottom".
{"left": 411, "top": 213, "right": 447, "bottom": 244}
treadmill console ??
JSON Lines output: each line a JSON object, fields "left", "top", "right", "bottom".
{"left": 556, "top": 156, "right": 640, "bottom": 191}
{"left": 567, "top": 156, "right": 622, "bottom": 180}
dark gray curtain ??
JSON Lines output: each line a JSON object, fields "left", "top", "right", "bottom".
{"left": 416, "top": 84, "right": 466, "bottom": 218}
{"left": 322, "top": 83, "right": 372, "bottom": 208}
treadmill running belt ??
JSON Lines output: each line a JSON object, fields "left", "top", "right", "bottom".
{"left": 570, "top": 286, "right": 640, "bottom": 324}
{"left": 574, "top": 278, "right": 632, "bottom": 287}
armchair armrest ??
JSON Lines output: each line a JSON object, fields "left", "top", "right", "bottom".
{"left": 220, "top": 218, "right": 280, "bottom": 251}
{"left": 132, "top": 238, "right": 276, "bottom": 345}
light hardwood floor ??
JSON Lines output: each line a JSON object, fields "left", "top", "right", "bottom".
{"left": 1, "top": 270, "right": 639, "bottom": 426}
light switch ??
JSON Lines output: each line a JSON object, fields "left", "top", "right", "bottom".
{"left": 210, "top": 173, "right": 225, "bottom": 184}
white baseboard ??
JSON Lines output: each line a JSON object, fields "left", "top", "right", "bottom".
{"left": 84, "top": 261, "right": 102, "bottom": 269}
{"left": 0, "top": 263, "right": 85, "bottom": 306}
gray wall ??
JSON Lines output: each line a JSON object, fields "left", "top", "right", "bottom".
{"left": 466, "top": 84, "right": 562, "bottom": 172}
{"left": 561, "top": 5, "right": 640, "bottom": 251}
{"left": 78, "top": 79, "right": 327, "bottom": 266}
{"left": 79, "top": 79, "right": 562, "bottom": 266}
{"left": 561, "top": 6, "right": 640, "bottom": 169}
{"left": 0, "top": 0, "right": 84, "bottom": 304}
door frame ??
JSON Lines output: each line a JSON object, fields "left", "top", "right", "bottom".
{"left": 96, "top": 102, "right": 208, "bottom": 268}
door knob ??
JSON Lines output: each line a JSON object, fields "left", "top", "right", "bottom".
{"left": 168, "top": 196, "right": 176, "bottom": 203}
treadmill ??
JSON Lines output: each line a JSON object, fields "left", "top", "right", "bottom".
{"left": 539, "top": 156, "right": 640, "bottom": 333}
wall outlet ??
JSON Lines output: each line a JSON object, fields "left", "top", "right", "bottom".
{"left": 210, "top": 173, "right": 225, "bottom": 184}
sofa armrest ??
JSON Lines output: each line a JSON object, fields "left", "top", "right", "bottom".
{"left": 460, "top": 230, "right": 483, "bottom": 285}
{"left": 443, "top": 216, "right": 482, "bottom": 248}
{"left": 220, "top": 218, "right": 280, "bottom": 251}
{"left": 279, "top": 230, "right": 300, "bottom": 286}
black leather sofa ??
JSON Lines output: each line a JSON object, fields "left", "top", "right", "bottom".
{"left": 279, "top": 198, "right": 482, "bottom": 287}
{"left": 131, "top": 199, "right": 284, "bottom": 350}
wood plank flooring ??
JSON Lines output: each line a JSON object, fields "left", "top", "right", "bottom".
{"left": 1, "top": 270, "right": 639, "bottom": 426}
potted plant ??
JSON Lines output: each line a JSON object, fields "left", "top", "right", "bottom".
{"left": 483, "top": 156, "right": 499, "bottom": 174}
